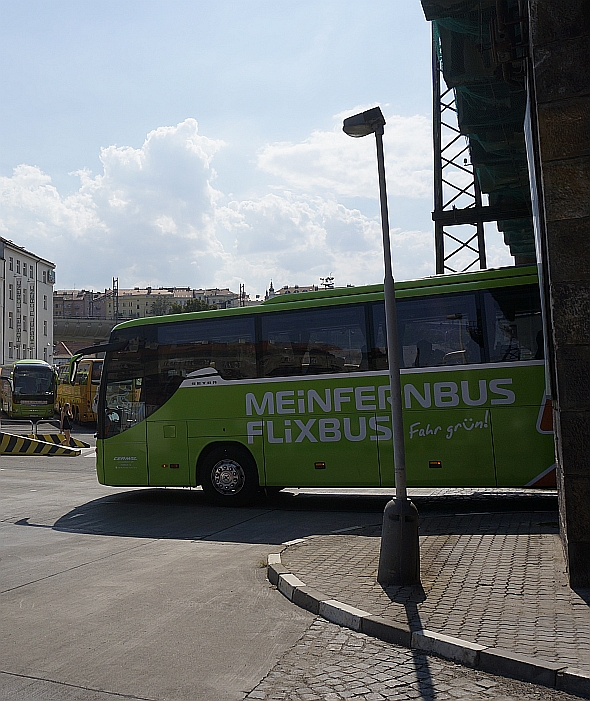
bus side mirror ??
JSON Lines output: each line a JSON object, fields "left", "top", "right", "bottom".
{"left": 69, "top": 355, "right": 82, "bottom": 384}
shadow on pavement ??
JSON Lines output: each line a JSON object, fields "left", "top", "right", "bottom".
{"left": 14, "top": 487, "right": 559, "bottom": 546}
{"left": 15, "top": 489, "right": 386, "bottom": 545}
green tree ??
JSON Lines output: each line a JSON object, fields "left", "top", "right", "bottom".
{"left": 150, "top": 298, "right": 172, "bottom": 316}
{"left": 168, "top": 299, "right": 216, "bottom": 314}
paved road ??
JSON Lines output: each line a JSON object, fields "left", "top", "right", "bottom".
{"left": 0, "top": 452, "right": 384, "bottom": 701}
{"left": 1, "top": 449, "right": 579, "bottom": 700}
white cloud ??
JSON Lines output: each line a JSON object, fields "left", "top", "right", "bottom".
{"left": 257, "top": 112, "right": 433, "bottom": 200}
{"left": 0, "top": 116, "right": 437, "bottom": 297}
{"left": 214, "top": 193, "right": 433, "bottom": 294}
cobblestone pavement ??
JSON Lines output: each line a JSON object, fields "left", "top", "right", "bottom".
{"left": 245, "top": 618, "right": 583, "bottom": 700}
{"left": 281, "top": 511, "right": 590, "bottom": 674}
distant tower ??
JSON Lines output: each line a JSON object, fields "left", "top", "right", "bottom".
{"left": 265, "top": 280, "right": 275, "bottom": 300}
{"left": 320, "top": 275, "right": 334, "bottom": 289}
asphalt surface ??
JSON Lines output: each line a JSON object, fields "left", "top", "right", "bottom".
{"left": 2, "top": 424, "right": 581, "bottom": 700}
{"left": 0, "top": 435, "right": 385, "bottom": 701}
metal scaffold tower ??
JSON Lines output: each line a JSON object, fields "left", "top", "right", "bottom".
{"left": 432, "top": 27, "right": 487, "bottom": 274}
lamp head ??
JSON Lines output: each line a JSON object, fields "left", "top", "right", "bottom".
{"left": 342, "top": 106, "right": 386, "bottom": 137}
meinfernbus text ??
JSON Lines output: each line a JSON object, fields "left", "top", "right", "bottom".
{"left": 81, "top": 265, "right": 555, "bottom": 505}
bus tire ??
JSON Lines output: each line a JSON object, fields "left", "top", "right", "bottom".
{"left": 199, "top": 444, "right": 259, "bottom": 507}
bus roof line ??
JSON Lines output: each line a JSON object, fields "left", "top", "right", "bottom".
{"left": 112, "top": 265, "right": 539, "bottom": 332}
{"left": 260, "top": 264, "right": 538, "bottom": 305}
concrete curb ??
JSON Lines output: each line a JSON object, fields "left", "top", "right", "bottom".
{"left": 268, "top": 551, "right": 590, "bottom": 699}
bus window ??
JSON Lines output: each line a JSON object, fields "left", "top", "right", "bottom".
{"left": 74, "top": 364, "right": 90, "bottom": 386}
{"left": 157, "top": 316, "right": 257, "bottom": 381}
{"left": 484, "top": 286, "right": 543, "bottom": 363}
{"left": 371, "top": 293, "right": 483, "bottom": 369}
{"left": 58, "top": 366, "right": 70, "bottom": 384}
{"left": 261, "top": 304, "right": 368, "bottom": 378}
{"left": 91, "top": 362, "right": 103, "bottom": 384}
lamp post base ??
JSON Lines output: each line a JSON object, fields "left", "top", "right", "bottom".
{"left": 377, "top": 497, "right": 421, "bottom": 586}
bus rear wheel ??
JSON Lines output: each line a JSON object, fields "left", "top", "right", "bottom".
{"left": 199, "top": 445, "right": 259, "bottom": 507}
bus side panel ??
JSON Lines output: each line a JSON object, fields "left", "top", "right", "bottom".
{"left": 492, "top": 405, "right": 555, "bottom": 486}
{"left": 101, "top": 423, "right": 148, "bottom": 486}
{"left": 378, "top": 405, "right": 496, "bottom": 487}
{"left": 147, "top": 420, "right": 190, "bottom": 486}
{"left": 242, "top": 377, "right": 380, "bottom": 488}
{"left": 187, "top": 418, "right": 265, "bottom": 487}
{"left": 391, "top": 363, "right": 553, "bottom": 488}
{"left": 263, "top": 412, "right": 380, "bottom": 487}
{"left": 488, "top": 365, "right": 555, "bottom": 487}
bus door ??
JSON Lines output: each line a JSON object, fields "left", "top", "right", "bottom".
{"left": 147, "top": 420, "right": 190, "bottom": 486}
{"left": 101, "top": 379, "right": 149, "bottom": 486}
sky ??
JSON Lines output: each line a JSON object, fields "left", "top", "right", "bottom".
{"left": 0, "top": 1, "right": 512, "bottom": 298}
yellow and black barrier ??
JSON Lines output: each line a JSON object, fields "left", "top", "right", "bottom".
{"left": 0, "top": 432, "right": 81, "bottom": 457}
{"left": 27, "top": 434, "right": 91, "bottom": 449}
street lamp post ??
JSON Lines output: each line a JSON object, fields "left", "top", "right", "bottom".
{"left": 343, "top": 106, "right": 420, "bottom": 585}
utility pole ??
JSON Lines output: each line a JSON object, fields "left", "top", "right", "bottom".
{"left": 112, "top": 277, "right": 119, "bottom": 325}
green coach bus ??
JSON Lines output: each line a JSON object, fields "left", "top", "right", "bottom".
{"left": 82, "top": 265, "right": 555, "bottom": 505}
{"left": 0, "top": 359, "right": 57, "bottom": 421}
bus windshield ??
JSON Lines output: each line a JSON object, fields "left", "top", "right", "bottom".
{"left": 100, "top": 316, "right": 256, "bottom": 437}
{"left": 14, "top": 366, "right": 56, "bottom": 396}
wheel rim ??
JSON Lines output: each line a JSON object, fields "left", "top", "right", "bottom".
{"left": 211, "top": 458, "right": 245, "bottom": 496}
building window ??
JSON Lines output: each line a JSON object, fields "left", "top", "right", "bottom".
{"left": 8, "top": 343, "right": 13, "bottom": 359}
{"left": 23, "top": 315, "right": 27, "bottom": 331}
{"left": 43, "top": 271, "right": 46, "bottom": 284}
{"left": 9, "top": 257, "right": 13, "bottom": 271}
{"left": 43, "top": 320, "right": 48, "bottom": 336}
{"left": 22, "top": 345, "right": 27, "bottom": 359}
{"left": 43, "top": 348, "right": 47, "bottom": 361}
{"left": 44, "top": 295, "right": 48, "bottom": 310}
{"left": 30, "top": 265, "right": 33, "bottom": 278}
{"left": 16, "top": 260, "right": 20, "bottom": 274}
{"left": 9, "top": 284, "right": 13, "bottom": 300}
{"left": 16, "top": 347, "right": 20, "bottom": 359}
{"left": 8, "top": 312, "right": 13, "bottom": 328}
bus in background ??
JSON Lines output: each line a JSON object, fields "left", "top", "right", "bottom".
{"left": 0, "top": 360, "right": 57, "bottom": 420}
{"left": 57, "top": 358, "right": 103, "bottom": 424}
{"left": 77, "top": 265, "right": 554, "bottom": 505}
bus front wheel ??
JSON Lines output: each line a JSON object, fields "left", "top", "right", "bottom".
{"left": 199, "top": 445, "right": 259, "bottom": 507}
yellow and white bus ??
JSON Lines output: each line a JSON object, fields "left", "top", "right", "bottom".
{"left": 57, "top": 358, "right": 103, "bottom": 423}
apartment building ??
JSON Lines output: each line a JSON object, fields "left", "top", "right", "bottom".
{"left": 99, "top": 287, "right": 199, "bottom": 319}
{"left": 54, "top": 289, "right": 107, "bottom": 319}
{"left": 192, "top": 287, "right": 242, "bottom": 309}
{"left": 54, "top": 286, "right": 246, "bottom": 322}
{"left": 0, "top": 238, "right": 55, "bottom": 365}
